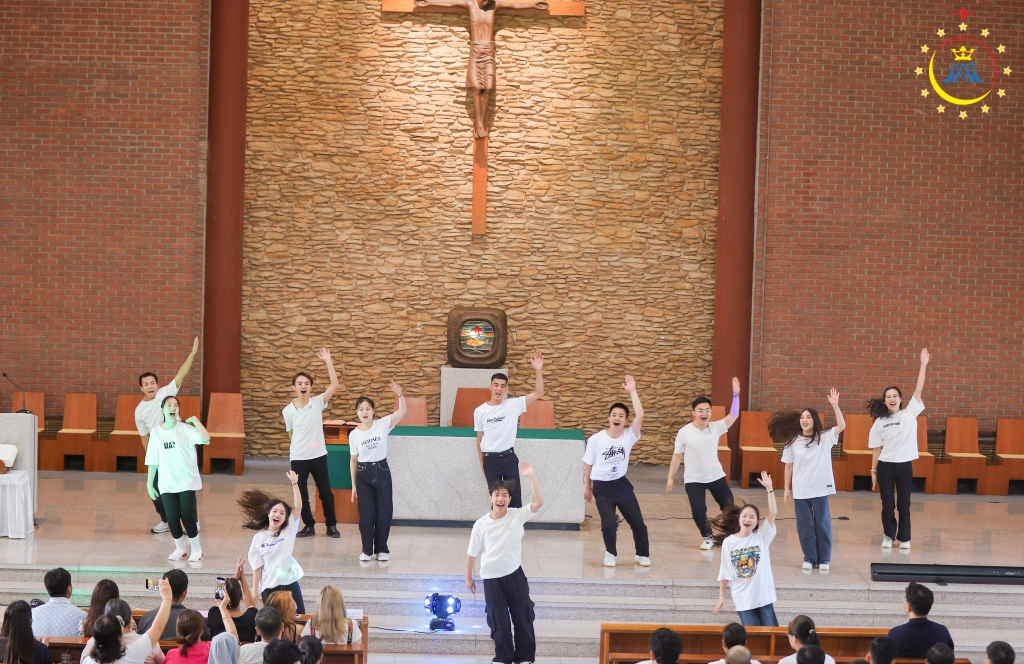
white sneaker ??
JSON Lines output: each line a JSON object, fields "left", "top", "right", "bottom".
{"left": 168, "top": 537, "right": 187, "bottom": 560}
{"left": 700, "top": 536, "right": 715, "bottom": 550}
{"left": 603, "top": 551, "right": 616, "bottom": 567}
{"left": 819, "top": 563, "right": 830, "bottom": 572}
{"left": 802, "top": 561, "right": 813, "bottom": 570}
{"left": 635, "top": 555, "right": 651, "bottom": 567}
{"left": 899, "top": 540, "right": 911, "bottom": 550}
{"left": 151, "top": 521, "right": 170, "bottom": 534}
{"left": 377, "top": 553, "right": 389, "bottom": 562}
{"left": 187, "top": 536, "right": 203, "bottom": 562}
{"left": 359, "top": 553, "right": 373, "bottom": 562}
{"left": 881, "top": 536, "right": 893, "bottom": 549}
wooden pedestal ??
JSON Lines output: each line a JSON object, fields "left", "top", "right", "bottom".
{"left": 315, "top": 488, "right": 359, "bottom": 524}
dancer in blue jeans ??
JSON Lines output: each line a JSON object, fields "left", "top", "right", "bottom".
{"left": 713, "top": 471, "right": 779, "bottom": 626}
{"left": 771, "top": 388, "right": 846, "bottom": 571}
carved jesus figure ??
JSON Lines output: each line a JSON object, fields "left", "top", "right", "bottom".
{"left": 414, "top": 0, "right": 549, "bottom": 138}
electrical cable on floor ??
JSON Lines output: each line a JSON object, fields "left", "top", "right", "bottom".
{"left": 370, "top": 626, "right": 442, "bottom": 634}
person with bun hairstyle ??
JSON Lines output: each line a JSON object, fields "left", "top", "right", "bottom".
{"left": 771, "top": 389, "right": 846, "bottom": 571}
{"left": 239, "top": 473, "right": 306, "bottom": 613}
{"left": 868, "top": 348, "right": 931, "bottom": 550}
{"left": 80, "top": 600, "right": 164, "bottom": 664}
{"left": 712, "top": 471, "right": 779, "bottom": 626}
{"left": 81, "top": 579, "right": 174, "bottom": 664}
{"left": 298, "top": 637, "right": 323, "bottom": 664}
{"left": 778, "top": 616, "right": 836, "bottom": 664}
{"left": 162, "top": 610, "right": 208, "bottom": 664}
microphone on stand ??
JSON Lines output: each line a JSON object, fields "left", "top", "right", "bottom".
{"left": 2, "top": 373, "right": 31, "bottom": 413}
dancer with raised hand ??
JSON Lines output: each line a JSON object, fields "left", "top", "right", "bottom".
{"left": 712, "top": 471, "right": 779, "bottom": 626}
{"left": 239, "top": 472, "right": 307, "bottom": 613}
{"left": 583, "top": 375, "right": 650, "bottom": 568}
{"left": 466, "top": 462, "right": 544, "bottom": 664}
{"left": 348, "top": 380, "right": 408, "bottom": 562}
{"left": 772, "top": 388, "right": 846, "bottom": 571}
{"left": 868, "top": 348, "right": 930, "bottom": 550}
{"left": 282, "top": 348, "right": 340, "bottom": 539}
{"left": 145, "top": 396, "right": 209, "bottom": 562}
{"left": 474, "top": 350, "right": 544, "bottom": 509}
{"left": 666, "top": 377, "right": 741, "bottom": 550}
{"left": 135, "top": 337, "right": 199, "bottom": 534}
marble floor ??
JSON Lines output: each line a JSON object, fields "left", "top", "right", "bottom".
{"left": 4, "top": 460, "right": 1024, "bottom": 585}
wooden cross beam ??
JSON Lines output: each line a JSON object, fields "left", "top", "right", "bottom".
{"left": 381, "top": 0, "right": 585, "bottom": 235}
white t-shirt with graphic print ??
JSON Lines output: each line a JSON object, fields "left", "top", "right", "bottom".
{"left": 583, "top": 428, "right": 639, "bottom": 482}
{"left": 718, "top": 519, "right": 777, "bottom": 612}
{"left": 348, "top": 415, "right": 394, "bottom": 463}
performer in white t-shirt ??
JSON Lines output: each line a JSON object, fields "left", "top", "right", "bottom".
{"left": 473, "top": 350, "right": 545, "bottom": 509}
{"left": 135, "top": 337, "right": 199, "bottom": 534}
{"left": 582, "top": 375, "right": 650, "bottom": 568}
{"left": 347, "top": 380, "right": 408, "bottom": 562}
{"left": 666, "top": 377, "right": 742, "bottom": 550}
{"left": 771, "top": 389, "right": 846, "bottom": 571}
{"left": 282, "top": 348, "right": 340, "bottom": 539}
{"left": 466, "top": 462, "right": 544, "bottom": 664}
{"left": 867, "top": 348, "right": 930, "bottom": 550}
{"left": 713, "top": 471, "right": 779, "bottom": 627}
{"left": 239, "top": 471, "right": 307, "bottom": 612}
{"left": 144, "top": 395, "right": 210, "bottom": 561}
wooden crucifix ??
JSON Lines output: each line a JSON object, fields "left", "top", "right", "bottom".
{"left": 382, "top": 0, "right": 585, "bottom": 234}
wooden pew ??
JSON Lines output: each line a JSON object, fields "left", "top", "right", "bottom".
{"left": 737, "top": 411, "right": 777, "bottom": 488}
{"left": 519, "top": 400, "right": 556, "bottom": 429}
{"left": 936, "top": 417, "right": 986, "bottom": 494}
{"left": 10, "top": 392, "right": 45, "bottom": 433}
{"left": 711, "top": 406, "right": 732, "bottom": 483}
{"left": 987, "top": 418, "right": 1024, "bottom": 496}
{"left": 42, "top": 394, "right": 97, "bottom": 471}
{"left": 451, "top": 387, "right": 491, "bottom": 427}
{"left": 204, "top": 392, "right": 245, "bottom": 475}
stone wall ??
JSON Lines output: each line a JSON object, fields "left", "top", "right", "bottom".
{"left": 243, "top": 0, "right": 724, "bottom": 460}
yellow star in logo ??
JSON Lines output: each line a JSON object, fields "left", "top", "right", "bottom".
{"left": 936, "top": 29, "right": 946, "bottom": 37}
{"left": 981, "top": 104, "right": 990, "bottom": 113}
{"left": 959, "top": 22, "right": 968, "bottom": 31}
{"left": 997, "top": 89, "right": 1006, "bottom": 97}
{"left": 915, "top": 66, "right": 924, "bottom": 76}
{"left": 997, "top": 44, "right": 1006, "bottom": 53}
{"left": 981, "top": 29, "right": 990, "bottom": 37}
{"left": 937, "top": 105, "right": 945, "bottom": 113}
{"left": 959, "top": 111, "right": 968, "bottom": 119}
{"left": 920, "top": 45, "right": 930, "bottom": 53}
{"left": 920, "top": 89, "right": 929, "bottom": 97}
{"left": 1004, "top": 66, "right": 1013, "bottom": 76}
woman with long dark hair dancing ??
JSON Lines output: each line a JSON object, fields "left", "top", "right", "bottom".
{"left": 867, "top": 348, "right": 930, "bottom": 550}
{"left": 239, "top": 472, "right": 306, "bottom": 613}
{"left": 770, "top": 389, "right": 845, "bottom": 571}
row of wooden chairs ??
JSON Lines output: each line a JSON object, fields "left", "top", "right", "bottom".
{"left": 737, "top": 411, "right": 1024, "bottom": 495}
{"left": 10, "top": 392, "right": 246, "bottom": 475}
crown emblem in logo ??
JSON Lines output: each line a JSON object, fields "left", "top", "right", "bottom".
{"left": 951, "top": 46, "right": 976, "bottom": 61}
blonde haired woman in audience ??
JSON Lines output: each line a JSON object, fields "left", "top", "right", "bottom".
{"left": 264, "top": 591, "right": 300, "bottom": 643}
{"left": 299, "top": 586, "right": 361, "bottom": 645}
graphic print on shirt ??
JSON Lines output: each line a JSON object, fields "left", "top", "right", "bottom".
{"left": 260, "top": 536, "right": 286, "bottom": 550}
{"left": 164, "top": 440, "right": 176, "bottom": 449}
{"left": 730, "top": 545, "right": 762, "bottom": 579}
{"left": 486, "top": 415, "right": 506, "bottom": 425}
{"left": 359, "top": 435, "right": 382, "bottom": 453}
{"left": 601, "top": 445, "right": 626, "bottom": 476}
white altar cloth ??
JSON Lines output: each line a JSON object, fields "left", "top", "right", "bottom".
{"left": 0, "top": 470, "right": 34, "bottom": 539}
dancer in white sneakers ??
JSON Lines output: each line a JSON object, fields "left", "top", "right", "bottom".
{"left": 240, "top": 472, "right": 307, "bottom": 612}
{"left": 145, "top": 395, "right": 209, "bottom": 561}
{"left": 868, "top": 348, "right": 930, "bottom": 550}
{"left": 666, "top": 377, "right": 741, "bottom": 550}
{"left": 583, "top": 375, "right": 650, "bottom": 568}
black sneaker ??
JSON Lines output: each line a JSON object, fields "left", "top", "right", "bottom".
{"left": 296, "top": 525, "right": 316, "bottom": 538}
{"left": 326, "top": 526, "right": 340, "bottom": 538}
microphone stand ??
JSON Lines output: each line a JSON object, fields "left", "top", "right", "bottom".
{"left": 2, "top": 373, "right": 31, "bottom": 413}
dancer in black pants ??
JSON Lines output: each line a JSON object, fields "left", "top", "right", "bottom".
{"left": 347, "top": 380, "right": 408, "bottom": 562}
{"left": 868, "top": 348, "right": 930, "bottom": 550}
{"left": 466, "top": 462, "right": 544, "bottom": 664}
{"left": 583, "top": 375, "right": 650, "bottom": 568}
{"left": 666, "top": 377, "right": 742, "bottom": 550}
{"left": 282, "top": 348, "right": 340, "bottom": 538}
{"left": 474, "top": 350, "right": 545, "bottom": 509}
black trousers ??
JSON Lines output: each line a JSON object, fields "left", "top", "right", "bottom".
{"left": 160, "top": 490, "right": 198, "bottom": 539}
{"left": 592, "top": 476, "right": 649, "bottom": 557}
{"left": 290, "top": 455, "right": 336, "bottom": 528}
{"left": 483, "top": 567, "right": 535, "bottom": 664}
{"left": 684, "top": 476, "right": 734, "bottom": 538}
{"left": 483, "top": 450, "right": 522, "bottom": 509}
{"left": 356, "top": 460, "right": 393, "bottom": 555}
{"left": 261, "top": 580, "right": 306, "bottom": 614}
{"left": 877, "top": 460, "right": 913, "bottom": 541}
{"left": 152, "top": 469, "right": 167, "bottom": 521}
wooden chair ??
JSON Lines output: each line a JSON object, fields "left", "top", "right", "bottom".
{"left": 100, "top": 394, "right": 145, "bottom": 473}
{"left": 10, "top": 392, "right": 45, "bottom": 433}
{"left": 937, "top": 416, "right": 986, "bottom": 494}
{"left": 396, "top": 395, "right": 428, "bottom": 426}
{"left": 451, "top": 387, "right": 491, "bottom": 428}
{"left": 738, "top": 411, "right": 777, "bottom": 488}
{"left": 840, "top": 413, "right": 874, "bottom": 490}
{"left": 204, "top": 392, "right": 245, "bottom": 475}
{"left": 178, "top": 395, "right": 202, "bottom": 422}
{"left": 42, "top": 394, "right": 97, "bottom": 471}
{"left": 987, "top": 418, "right": 1024, "bottom": 495}
{"left": 712, "top": 405, "right": 732, "bottom": 482}
{"left": 519, "top": 400, "right": 555, "bottom": 429}
{"left": 912, "top": 414, "right": 936, "bottom": 493}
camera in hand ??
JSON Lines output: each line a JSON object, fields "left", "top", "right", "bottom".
{"left": 145, "top": 579, "right": 160, "bottom": 591}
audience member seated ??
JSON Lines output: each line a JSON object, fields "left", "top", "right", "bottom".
{"left": 987, "top": 641, "right": 1016, "bottom": 664}
{"left": 32, "top": 567, "right": 86, "bottom": 637}
{"left": 263, "top": 640, "right": 303, "bottom": 664}
{"left": 139, "top": 570, "right": 208, "bottom": 641}
{"left": 926, "top": 644, "right": 955, "bottom": 664}
{"left": 888, "top": 582, "right": 954, "bottom": 658}
{"left": 81, "top": 600, "right": 165, "bottom": 664}
{"left": 81, "top": 580, "right": 122, "bottom": 637}
{"left": 208, "top": 634, "right": 238, "bottom": 664}
{"left": 208, "top": 570, "right": 258, "bottom": 643}
{"left": 866, "top": 636, "right": 898, "bottom": 664}
{"left": 299, "top": 586, "right": 361, "bottom": 645}
{"left": 709, "top": 623, "right": 762, "bottom": 664}
{"left": 265, "top": 590, "right": 300, "bottom": 643}
{"left": 1, "top": 601, "right": 54, "bottom": 664}
{"left": 297, "top": 636, "right": 323, "bottom": 664}
{"left": 83, "top": 579, "right": 174, "bottom": 664}
{"left": 728, "top": 646, "right": 753, "bottom": 664}
{"left": 239, "top": 607, "right": 282, "bottom": 664}
{"left": 798, "top": 646, "right": 827, "bottom": 664}
{"left": 636, "top": 627, "right": 684, "bottom": 664}
{"left": 163, "top": 610, "right": 209, "bottom": 664}
{"left": 780, "top": 616, "right": 835, "bottom": 664}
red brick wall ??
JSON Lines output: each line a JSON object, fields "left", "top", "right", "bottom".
{"left": 0, "top": 0, "right": 210, "bottom": 418}
{"left": 751, "top": 0, "right": 1024, "bottom": 430}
